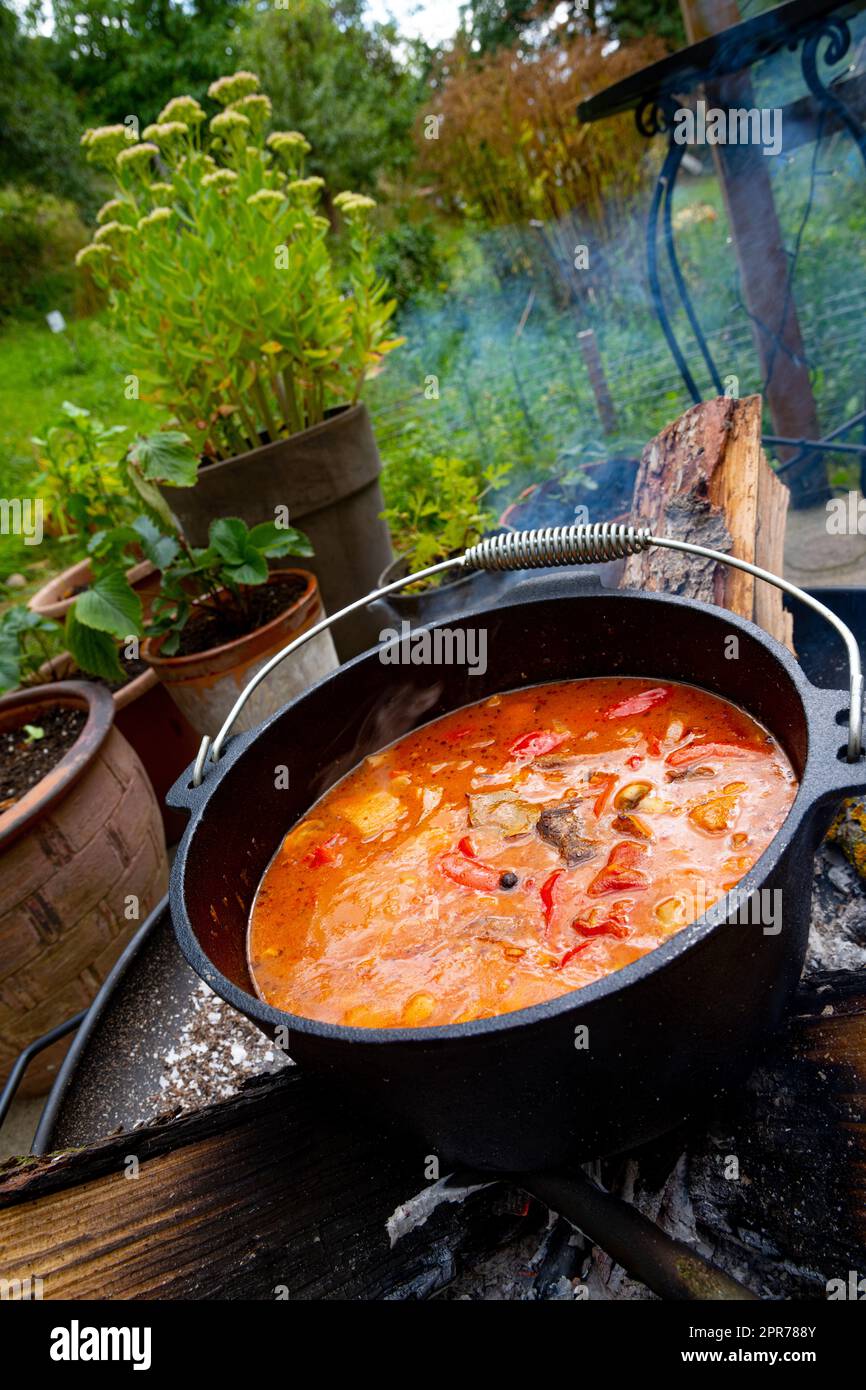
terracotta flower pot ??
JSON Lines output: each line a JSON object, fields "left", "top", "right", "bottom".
{"left": 158, "top": 403, "right": 392, "bottom": 660}
{"left": 141, "top": 569, "right": 339, "bottom": 740}
{"left": 0, "top": 681, "right": 169, "bottom": 1095}
{"left": 37, "top": 653, "right": 201, "bottom": 845}
{"left": 28, "top": 556, "right": 159, "bottom": 622}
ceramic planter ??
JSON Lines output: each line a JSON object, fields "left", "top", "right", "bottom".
{"left": 141, "top": 569, "right": 339, "bottom": 740}
{"left": 159, "top": 403, "right": 392, "bottom": 660}
{"left": 37, "top": 653, "right": 201, "bottom": 846}
{"left": 28, "top": 556, "right": 159, "bottom": 622}
{"left": 0, "top": 681, "right": 169, "bottom": 1095}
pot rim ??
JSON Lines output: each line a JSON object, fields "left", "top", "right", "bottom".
{"left": 170, "top": 584, "right": 864, "bottom": 1046}
{"left": 195, "top": 401, "right": 368, "bottom": 478}
{"left": 36, "top": 649, "right": 158, "bottom": 709}
{"left": 0, "top": 679, "right": 115, "bottom": 851}
{"left": 142, "top": 568, "right": 318, "bottom": 671}
{"left": 28, "top": 556, "right": 157, "bottom": 618}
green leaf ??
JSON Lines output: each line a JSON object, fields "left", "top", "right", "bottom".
{"left": 65, "top": 609, "right": 125, "bottom": 682}
{"left": 128, "top": 430, "right": 199, "bottom": 487}
{"left": 224, "top": 551, "right": 268, "bottom": 586}
{"left": 125, "top": 461, "right": 182, "bottom": 535}
{"left": 74, "top": 572, "right": 143, "bottom": 640}
{"left": 131, "top": 515, "right": 179, "bottom": 570}
{"left": 209, "top": 517, "right": 249, "bottom": 565}
{"left": 0, "top": 636, "right": 21, "bottom": 693}
{"left": 248, "top": 521, "right": 313, "bottom": 558}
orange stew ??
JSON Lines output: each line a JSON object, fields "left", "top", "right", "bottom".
{"left": 248, "top": 679, "right": 797, "bottom": 1027}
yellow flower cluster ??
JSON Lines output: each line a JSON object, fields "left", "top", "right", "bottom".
{"left": 266, "top": 130, "right": 312, "bottom": 160}
{"left": 116, "top": 142, "right": 159, "bottom": 173}
{"left": 207, "top": 71, "right": 260, "bottom": 106}
{"left": 158, "top": 95, "right": 205, "bottom": 125}
{"left": 201, "top": 168, "right": 238, "bottom": 189}
{"left": 141, "top": 121, "right": 189, "bottom": 147}
{"left": 138, "top": 207, "right": 174, "bottom": 229}
{"left": 80, "top": 124, "right": 131, "bottom": 169}
{"left": 333, "top": 191, "right": 377, "bottom": 218}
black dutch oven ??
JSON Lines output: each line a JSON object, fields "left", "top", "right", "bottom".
{"left": 167, "top": 527, "right": 866, "bottom": 1171}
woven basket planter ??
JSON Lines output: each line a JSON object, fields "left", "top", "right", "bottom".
{"left": 0, "top": 681, "right": 169, "bottom": 1096}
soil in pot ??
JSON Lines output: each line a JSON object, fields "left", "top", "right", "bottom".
{"left": 36, "top": 650, "right": 201, "bottom": 846}
{"left": 0, "top": 706, "right": 87, "bottom": 808}
{"left": 172, "top": 575, "right": 307, "bottom": 657}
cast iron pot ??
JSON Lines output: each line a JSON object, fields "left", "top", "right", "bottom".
{"left": 167, "top": 570, "right": 866, "bottom": 1171}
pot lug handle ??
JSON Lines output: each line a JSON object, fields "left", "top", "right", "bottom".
{"left": 191, "top": 522, "right": 864, "bottom": 786}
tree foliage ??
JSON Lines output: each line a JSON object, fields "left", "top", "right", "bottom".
{"left": 241, "top": 0, "right": 425, "bottom": 194}
{"left": 0, "top": 2, "right": 90, "bottom": 201}
{"left": 47, "top": 0, "right": 249, "bottom": 126}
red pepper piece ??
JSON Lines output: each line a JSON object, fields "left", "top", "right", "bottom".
{"left": 458, "top": 836, "right": 476, "bottom": 858}
{"left": 508, "top": 729, "right": 570, "bottom": 760}
{"left": 626, "top": 754, "right": 644, "bottom": 770}
{"left": 666, "top": 740, "right": 753, "bottom": 767}
{"left": 303, "top": 833, "right": 345, "bottom": 868}
{"left": 590, "top": 772, "right": 617, "bottom": 817}
{"left": 587, "top": 842, "right": 648, "bottom": 896}
{"left": 587, "top": 867, "right": 648, "bottom": 896}
{"left": 572, "top": 899, "right": 631, "bottom": 939}
{"left": 602, "top": 686, "right": 671, "bottom": 720}
{"left": 609, "top": 841, "right": 645, "bottom": 869}
{"left": 556, "top": 942, "right": 592, "bottom": 969}
{"left": 540, "top": 869, "right": 564, "bottom": 929}
{"left": 440, "top": 852, "right": 500, "bottom": 891}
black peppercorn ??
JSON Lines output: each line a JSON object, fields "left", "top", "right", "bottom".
{"left": 499, "top": 871, "right": 518, "bottom": 889}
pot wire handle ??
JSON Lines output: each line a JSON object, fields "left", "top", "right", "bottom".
{"left": 191, "top": 522, "right": 863, "bottom": 787}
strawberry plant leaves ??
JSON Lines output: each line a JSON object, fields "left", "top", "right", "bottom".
{"left": 128, "top": 430, "right": 199, "bottom": 486}
{"left": 75, "top": 572, "right": 143, "bottom": 640}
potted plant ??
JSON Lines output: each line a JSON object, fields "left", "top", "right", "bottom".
{"left": 76, "top": 73, "right": 402, "bottom": 658}
{"left": 0, "top": 599, "right": 198, "bottom": 845}
{"left": 376, "top": 453, "right": 514, "bottom": 626}
{"left": 0, "top": 678, "right": 169, "bottom": 1095}
{"left": 64, "top": 512, "right": 338, "bottom": 739}
{"left": 27, "top": 407, "right": 171, "bottom": 621}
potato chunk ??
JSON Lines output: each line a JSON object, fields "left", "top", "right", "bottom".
{"left": 689, "top": 793, "right": 740, "bottom": 834}
{"left": 334, "top": 790, "right": 404, "bottom": 839}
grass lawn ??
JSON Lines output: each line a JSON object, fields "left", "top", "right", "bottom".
{"left": 0, "top": 315, "right": 160, "bottom": 599}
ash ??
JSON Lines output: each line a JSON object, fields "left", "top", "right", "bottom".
{"left": 148, "top": 980, "right": 290, "bottom": 1117}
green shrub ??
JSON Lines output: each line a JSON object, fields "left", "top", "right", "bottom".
{"left": 0, "top": 187, "right": 89, "bottom": 322}
{"left": 76, "top": 73, "right": 402, "bottom": 465}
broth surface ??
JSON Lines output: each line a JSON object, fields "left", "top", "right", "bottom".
{"left": 248, "top": 679, "right": 797, "bottom": 1027}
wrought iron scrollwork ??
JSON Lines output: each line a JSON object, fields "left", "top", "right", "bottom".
{"left": 801, "top": 18, "right": 866, "bottom": 171}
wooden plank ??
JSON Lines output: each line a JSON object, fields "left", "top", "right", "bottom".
{"left": 0, "top": 1071, "right": 532, "bottom": 1300}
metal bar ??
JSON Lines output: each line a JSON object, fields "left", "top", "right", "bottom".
{"left": 195, "top": 556, "right": 466, "bottom": 783}
{"left": 646, "top": 134, "right": 703, "bottom": 405}
{"left": 660, "top": 141, "right": 725, "bottom": 396}
{"left": 0, "top": 1011, "right": 87, "bottom": 1129}
{"left": 518, "top": 1170, "right": 759, "bottom": 1300}
{"left": 650, "top": 532, "right": 863, "bottom": 759}
{"left": 765, "top": 434, "right": 866, "bottom": 459}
